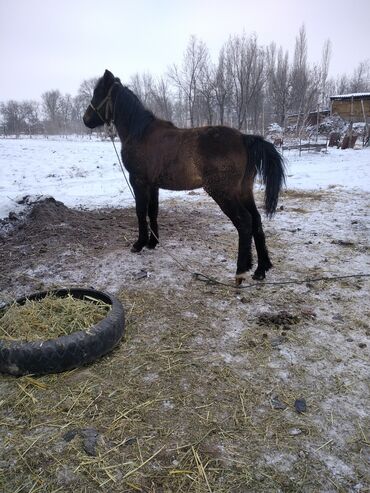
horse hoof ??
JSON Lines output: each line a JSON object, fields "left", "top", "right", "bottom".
{"left": 131, "top": 244, "right": 143, "bottom": 253}
{"left": 146, "top": 239, "right": 158, "bottom": 250}
{"left": 235, "top": 272, "right": 247, "bottom": 286}
{"left": 252, "top": 271, "right": 265, "bottom": 281}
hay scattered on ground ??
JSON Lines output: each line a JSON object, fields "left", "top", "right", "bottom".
{"left": 0, "top": 192, "right": 369, "bottom": 492}
{"left": 0, "top": 294, "right": 110, "bottom": 341}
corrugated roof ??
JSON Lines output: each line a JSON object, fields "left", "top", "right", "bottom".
{"left": 330, "top": 93, "right": 370, "bottom": 100}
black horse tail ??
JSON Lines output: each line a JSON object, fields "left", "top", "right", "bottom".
{"left": 243, "top": 135, "right": 286, "bottom": 217}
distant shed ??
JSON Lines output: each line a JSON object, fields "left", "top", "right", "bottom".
{"left": 330, "top": 93, "right": 370, "bottom": 122}
{"left": 285, "top": 109, "right": 330, "bottom": 127}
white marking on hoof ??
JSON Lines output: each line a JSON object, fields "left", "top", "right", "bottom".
{"left": 235, "top": 272, "right": 247, "bottom": 286}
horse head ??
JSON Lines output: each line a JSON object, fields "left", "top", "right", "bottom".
{"left": 83, "top": 69, "right": 120, "bottom": 128}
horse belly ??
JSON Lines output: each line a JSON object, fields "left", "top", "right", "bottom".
{"left": 158, "top": 159, "right": 203, "bottom": 191}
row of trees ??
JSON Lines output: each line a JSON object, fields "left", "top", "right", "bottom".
{"left": 1, "top": 26, "right": 369, "bottom": 136}
{"left": 0, "top": 86, "right": 94, "bottom": 136}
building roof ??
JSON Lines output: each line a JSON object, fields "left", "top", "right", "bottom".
{"left": 330, "top": 93, "right": 370, "bottom": 101}
{"left": 285, "top": 109, "right": 330, "bottom": 118}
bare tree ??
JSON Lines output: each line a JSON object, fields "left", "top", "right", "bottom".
{"left": 214, "top": 46, "right": 232, "bottom": 125}
{"left": 171, "top": 89, "right": 187, "bottom": 127}
{"left": 302, "top": 65, "right": 321, "bottom": 121}
{"left": 168, "top": 35, "right": 210, "bottom": 126}
{"left": 320, "top": 39, "right": 332, "bottom": 109}
{"left": 335, "top": 74, "right": 350, "bottom": 95}
{"left": 0, "top": 100, "right": 40, "bottom": 136}
{"left": 70, "top": 95, "right": 85, "bottom": 133}
{"left": 289, "top": 24, "right": 309, "bottom": 118}
{"left": 41, "top": 90, "right": 63, "bottom": 133}
{"left": 130, "top": 73, "right": 174, "bottom": 121}
{"left": 198, "top": 59, "right": 216, "bottom": 125}
{"left": 225, "top": 33, "right": 265, "bottom": 131}
{"left": 334, "top": 59, "right": 370, "bottom": 95}
{"left": 0, "top": 101, "right": 22, "bottom": 135}
{"left": 71, "top": 78, "right": 99, "bottom": 134}
{"left": 268, "top": 45, "right": 290, "bottom": 126}
{"left": 21, "top": 101, "right": 41, "bottom": 135}
{"left": 77, "top": 78, "right": 99, "bottom": 107}
{"left": 59, "top": 94, "right": 74, "bottom": 134}
{"left": 288, "top": 25, "right": 320, "bottom": 133}
{"left": 151, "top": 77, "right": 173, "bottom": 121}
{"left": 130, "top": 72, "right": 156, "bottom": 107}
{"left": 226, "top": 34, "right": 246, "bottom": 129}
{"left": 350, "top": 60, "right": 370, "bottom": 92}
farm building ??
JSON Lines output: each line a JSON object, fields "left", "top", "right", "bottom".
{"left": 330, "top": 93, "right": 370, "bottom": 122}
{"left": 285, "top": 109, "right": 330, "bottom": 127}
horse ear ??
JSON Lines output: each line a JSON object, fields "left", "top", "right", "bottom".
{"left": 104, "top": 69, "right": 115, "bottom": 83}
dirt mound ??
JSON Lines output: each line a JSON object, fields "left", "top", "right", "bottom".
{"left": 1, "top": 196, "right": 127, "bottom": 244}
{"left": 0, "top": 197, "right": 135, "bottom": 297}
{"left": 28, "top": 197, "right": 73, "bottom": 224}
{"left": 0, "top": 197, "right": 71, "bottom": 236}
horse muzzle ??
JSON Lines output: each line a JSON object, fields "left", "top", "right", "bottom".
{"left": 83, "top": 107, "right": 101, "bottom": 129}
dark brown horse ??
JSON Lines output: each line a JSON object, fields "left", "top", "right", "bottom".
{"left": 83, "top": 70, "right": 285, "bottom": 284}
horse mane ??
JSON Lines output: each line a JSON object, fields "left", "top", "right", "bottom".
{"left": 115, "top": 85, "right": 155, "bottom": 139}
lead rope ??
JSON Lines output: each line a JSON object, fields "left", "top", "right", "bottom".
{"left": 107, "top": 129, "right": 370, "bottom": 290}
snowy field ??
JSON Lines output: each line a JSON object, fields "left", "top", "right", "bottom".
{"left": 0, "top": 136, "right": 369, "bottom": 219}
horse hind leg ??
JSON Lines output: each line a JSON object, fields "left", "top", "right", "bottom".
{"left": 210, "top": 192, "right": 253, "bottom": 285}
{"left": 244, "top": 195, "right": 272, "bottom": 280}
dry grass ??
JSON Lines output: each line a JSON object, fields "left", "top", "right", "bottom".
{"left": 0, "top": 294, "right": 110, "bottom": 341}
{"left": 1, "top": 282, "right": 368, "bottom": 492}
{"left": 281, "top": 189, "right": 328, "bottom": 201}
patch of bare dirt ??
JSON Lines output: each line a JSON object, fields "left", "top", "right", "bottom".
{"left": 0, "top": 190, "right": 369, "bottom": 492}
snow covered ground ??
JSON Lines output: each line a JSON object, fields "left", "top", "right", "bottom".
{"left": 1, "top": 136, "right": 369, "bottom": 491}
{"left": 0, "top": 136, "right": 369, "bottom": 219}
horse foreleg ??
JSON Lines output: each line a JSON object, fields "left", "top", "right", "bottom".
{"left": 147, "top": 187, "right": 159, "bottom": 249}
{"left": 130, "top": 179, "right": 150, "bottom": 253}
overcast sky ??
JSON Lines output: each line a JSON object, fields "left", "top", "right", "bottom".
{"left": 1, "top": 0, "right": 369, "bottom": 101}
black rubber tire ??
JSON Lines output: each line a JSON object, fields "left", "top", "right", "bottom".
{"left": 0, "top": 288, "right": 125, "bottom": 376}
